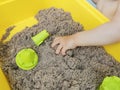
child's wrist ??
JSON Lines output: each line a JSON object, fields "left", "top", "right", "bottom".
{"left": 71, "top": 34, "right": 79, "bottom": 47}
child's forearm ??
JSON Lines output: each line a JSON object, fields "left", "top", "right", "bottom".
{"left": 72, "top": 22, "right": 120, "bottom": 46}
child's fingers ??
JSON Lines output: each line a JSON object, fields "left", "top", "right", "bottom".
{"left": 56, "top": 44, "right": 63, "bottom": 54}
{"left": 51, "top": 39, "right": 60, "bottom": 48}
{"left": 51, "top": 37, "right": 61, "bottom": 47}
{"left": 54, "top": 37, "right": 60, "bottom": 42}
{"left": 61, "top": 47, "right": 67, "bottom": 55}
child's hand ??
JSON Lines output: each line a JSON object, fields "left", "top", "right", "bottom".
{"left": 51, "top": 35, "right": 77, "bottom": 55}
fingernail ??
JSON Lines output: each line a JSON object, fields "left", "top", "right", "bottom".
{"left": 56, "top": 51, "right": 58, "bottom": 54}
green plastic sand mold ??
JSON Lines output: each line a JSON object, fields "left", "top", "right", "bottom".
{"left": 32, "top": 30, "right": 49, "bottom": 46}
{"left": 16, "top": 48, "right": 38, "bottom": 70}
{"left": 99, "top": 76, "right": 120, "bottom": 90}
{"left": 16, "top": 30, "right": 49, "bottom": 70}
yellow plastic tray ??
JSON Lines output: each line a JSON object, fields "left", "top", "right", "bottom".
{"left": 0, "top": 68, "right": 11, "bottom": 89}
{"left": 0, "top": 0, "right": 120, "bottom": 89}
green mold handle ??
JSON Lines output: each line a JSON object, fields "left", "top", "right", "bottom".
{"left": 32, "top": 30, "right": 49, "bottom": 46}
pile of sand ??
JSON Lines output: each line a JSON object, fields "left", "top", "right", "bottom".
{"left": 0, "top": 8, "right": 120, "bottom": 90}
